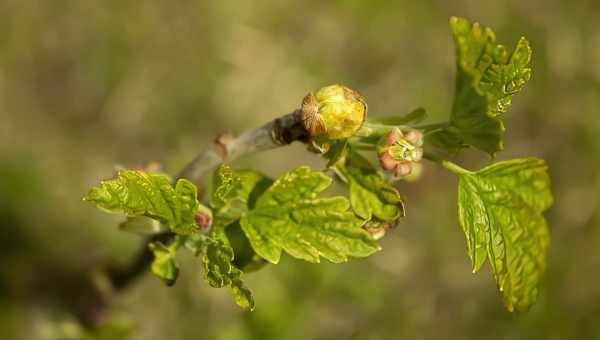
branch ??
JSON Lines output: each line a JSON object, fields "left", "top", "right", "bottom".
{"left": 107, "top": 232, "right": 174, "bottom": 290}
{"left": 81, "top": 110, "right": 310, "bottom": 327}
{"left": 76, "top": 232, "right": 173, "bottom": 328}
{"left": 177, "top": 111, "right": 309, "bottom": 185}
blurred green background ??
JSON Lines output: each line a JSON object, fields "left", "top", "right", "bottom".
{"left": 1, "top": 0, "right": 599, "bottom": 339}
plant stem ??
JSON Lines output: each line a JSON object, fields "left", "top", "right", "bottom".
{"left": 109, "top": 233, "right": 174, "bottom": 289}
{"left": 84, "top": 110, "right": 448, "bottom": 326}
{"left": 414, "top": 122, "right": 450, "bottom": 132}
{"left": 424, "top": 152, "right": 470, "bottom": 175}
{"left": 77, "top": 232, "right": 173, "bottom": 328}
{"left": 441, "top": 160, "right": 471, "bottom": 175}
{"left": 422, "top": 151, "right": 443, "bottom": 164}
{"left": 177, "top": 111, "right": 308, "bottom": 185}
{"left": 83, "top": 110, "right": 310, "bottom": 327}
{"left": 358, "top": 121, "right": 409, "bottom": 139}
{"left": 351, "top": 143, "right": 376, "bottom": 151}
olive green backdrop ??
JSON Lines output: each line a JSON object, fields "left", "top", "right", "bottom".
{"left": 1, "top": 0, "right": 599, "bottom": 339}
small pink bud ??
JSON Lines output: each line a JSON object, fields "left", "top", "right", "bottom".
{"left": 386, "top": 128, "right": 404, "bottom": 145}
{"left": 195, "top": 212, "right": 212, "bottom": 231}
{"left": 379, "top": 150, "right": 398, "bottom": 170}
{"left": 405, "top": 129, "right": 423, "bottom": 147}
{"left": 395, "top": 161, "right": 412, "bottom": 178}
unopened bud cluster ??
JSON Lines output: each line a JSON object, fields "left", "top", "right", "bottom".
{"left": 377, "top": 128, "right": 424, "bottom": 178}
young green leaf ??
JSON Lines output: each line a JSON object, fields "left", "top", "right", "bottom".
{"left": 240, "top": 166, "right": 381, "bottom": 264}
{"left": 202, "top": 231, "right": 255, "bottom": 311}
{"left": 84, "top": 170, "right": 202, "bottom": 235}
{"left": 426, "top": 125, "right": 464, "bottom": 154}
{"left": 212, "top": 164, "right": 272, "bottom": 220}
{"left": 336, "top": 151, "right": 405, "bottom": 222}
{"left": 445, "top": 158, "right": 552, "bottom": 311}
{"left": 148, "top": 239, "right": 181, "bottom": 286}
{"left": 431, "top": 17, "right": 532, "bottom": 156}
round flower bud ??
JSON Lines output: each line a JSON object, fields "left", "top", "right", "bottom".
{"left": 194, "top": 205, "right": 213, "bottom": 232}
{"left": 300, "top": 84, "right": 367, "bottom": 140}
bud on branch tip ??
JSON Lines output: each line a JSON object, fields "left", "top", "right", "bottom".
{"left": 300, "top": 84, "right": 367, "bottom": 140}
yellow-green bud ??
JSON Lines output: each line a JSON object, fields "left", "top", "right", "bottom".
{"left": 300, "top": 84, "right": 367, "bottom": 140}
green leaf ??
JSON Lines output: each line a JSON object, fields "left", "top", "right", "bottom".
{"left": 212, "top": 164, "right": 272, "bottom": 220}
{"left": 445, "top": 158, "right": 552, "bottom": 311}
{"left": 225, "top": 221, "right": 269, "bottom": 272}
{"left": 432, "top": 17, "right": 532, "bottom": 156}
{"left": 202, "top": 229, "right": 255, "bottom": 311}
{"left": 337, "top": 151, "right": 405, "bottom": 222}
{"left": 425, "top": 125, "right": 465, "bottom": 155}
{"left": 240, "top": 166, "right": 381, "bottom": 264}
{"left": 148, "top": 238, "right": 181, "bottom": 286}
{"left": 84, "top": 170, "right": 202, "bottom": 235}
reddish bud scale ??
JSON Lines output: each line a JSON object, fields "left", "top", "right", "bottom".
{"left": 195, "top": 212, "right": 212, "bottom": 231}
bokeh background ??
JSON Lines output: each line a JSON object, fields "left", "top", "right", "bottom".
{"left": 1, "top": 0, "right": 599, "bottom": 339}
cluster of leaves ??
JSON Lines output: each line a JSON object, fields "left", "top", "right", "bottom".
{"left": 421, "top": 17, "right": 549, "bottom": 311}
{"left": 85, "top": 162, "right": 397, "bottom": 310}
{"left": 428, "top": 16, "right": 533, "bottom": 156}
{"left": 84, "top": 16, "right": 552, "bottom": 313}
